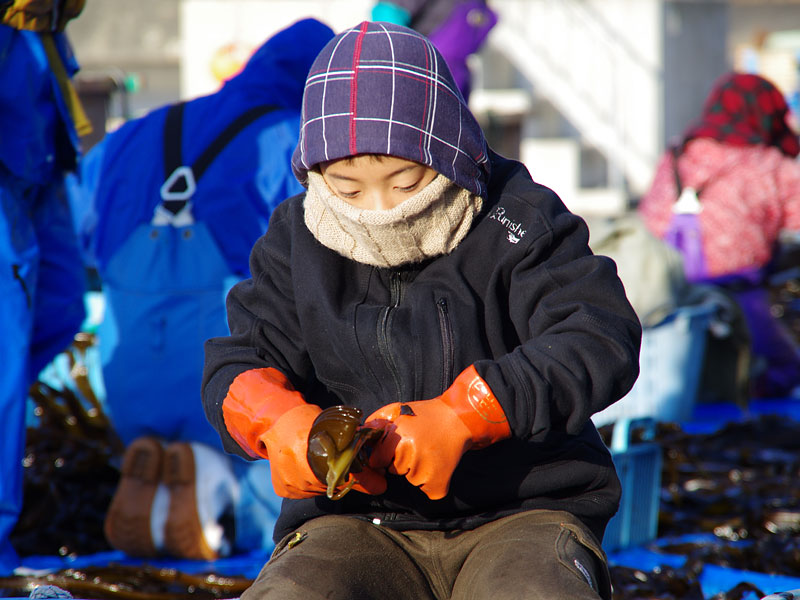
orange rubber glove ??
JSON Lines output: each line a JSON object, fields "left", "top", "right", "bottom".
{"left": 222, "top": 368, "right": 386, "bottom": 498}
{"left": 365, "top": 365, "right": 511, "bottom": 500}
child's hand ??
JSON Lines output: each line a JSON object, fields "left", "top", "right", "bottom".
{"left": 365, "top": 399, "right": 471, "bottom": 499}
{"left": 223, "top": 368, "right": 387, "bottom": 498}
{"left": 364, "top": 365, "right": 511, "bottom": 500}
{"left": 262, "top": 403, "right": 329, "bottom": 498}
{"left": 263, "top": 405, "right": 387, "bottom": 498}
{"left": 348, "top": 464, "right": 388, "bottom": 496}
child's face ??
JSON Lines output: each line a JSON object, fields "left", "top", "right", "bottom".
{"left": 319, "top": 155, "right": 438, "bottom": 210}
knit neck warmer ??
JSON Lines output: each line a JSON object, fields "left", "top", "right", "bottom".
{"left": 303, "top": 170, "right": 482, "bottom": 268}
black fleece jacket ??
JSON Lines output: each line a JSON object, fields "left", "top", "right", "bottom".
{"left": 202, "top": 153, "right": 642, "bottom": 544}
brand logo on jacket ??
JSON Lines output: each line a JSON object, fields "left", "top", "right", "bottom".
{"left": 488, "top": 206, "right": 526, "bottom": 244}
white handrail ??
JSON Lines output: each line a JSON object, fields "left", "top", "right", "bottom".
{"left": 486, "top": 0, "right": 662, "bottom": 195}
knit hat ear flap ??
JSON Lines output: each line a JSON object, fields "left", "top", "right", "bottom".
{"left": 292, "top": 20, "right": 491, "bottom": 198}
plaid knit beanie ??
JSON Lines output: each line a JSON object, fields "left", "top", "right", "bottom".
{"left": 291, "top": 20, "right": 491, "bottom": 198}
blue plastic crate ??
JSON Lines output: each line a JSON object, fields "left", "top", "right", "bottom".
{"left": 603, "top": 418, "right": 663, "bottom": 552}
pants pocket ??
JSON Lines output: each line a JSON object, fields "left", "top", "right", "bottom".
{"left": 555, "top": 525, "right": 612, "bottom": 600}
{"left": 269, "top": 528, "right": 309, "bottom": 562}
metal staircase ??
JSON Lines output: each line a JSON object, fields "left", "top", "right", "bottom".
{"left": 474, "top": 0, "right": 666, "bottom": 215}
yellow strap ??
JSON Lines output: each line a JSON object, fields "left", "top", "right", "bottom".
{"left": 2, "top": 0, "right": 87, "bottom": 32}
{"left": 40, "top": 32, "right": 93, "bottom": 137}
{"left": 2, "top": 12, "right": 45, "bottom": 30}
{"left": 2, "top": 5, "right": 50, "bottom": 31}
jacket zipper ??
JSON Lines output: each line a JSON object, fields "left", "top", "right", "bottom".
{"left": 377, "top": 271, "right": 403, "bottom": 403}
{"left": 436, "top": 297, "right": 454, "bottom": 393}
{"left": 12, "top": 264, "right": 32, "bottom": 308}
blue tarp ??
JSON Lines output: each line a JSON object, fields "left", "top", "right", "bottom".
{"left": 609, "top": 540, "right": 800, "bottom": 599}
{"left": 14, "top": 548, "right": 270, "bottom": 580}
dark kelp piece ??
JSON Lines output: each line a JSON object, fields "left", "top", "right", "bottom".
{"left": 306, "top": 405, "right": 382, "bottom": 500}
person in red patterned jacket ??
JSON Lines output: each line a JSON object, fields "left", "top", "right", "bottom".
{"left": 638, "top": 71, "right": 800, "bottom": 398}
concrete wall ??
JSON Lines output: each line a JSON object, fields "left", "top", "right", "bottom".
{"left": 66, "top": 0, "right": 182, "bottom": 116}
{"left": 662, "top": 2, "right": 730, "bottom": 148}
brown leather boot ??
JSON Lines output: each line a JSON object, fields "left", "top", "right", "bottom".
{"left": 162, "top": 441, "right": 219, "bottom": 561}
{"left": 103, "top": 436, "right": 163, "bottom": 557}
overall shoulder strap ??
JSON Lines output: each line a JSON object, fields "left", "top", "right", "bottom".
{"left": 192, "top": 104, "right": 278, "bottom": 180}
{"left": 670, "top": 145, "right": 684, "bottom": 194}
{"left": 159, "top": 103, "right": 279, "bottom": 216}
{"left": 670, "top": 145, "right": 704, "bottom": 215}
{"left": 160, "top": 101, "right": 190, "bottom": 215}
{"left": 671, "top": 144, "right": 712, "bottom": 199}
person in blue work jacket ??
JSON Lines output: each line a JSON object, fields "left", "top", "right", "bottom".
{"left": 72, "top": 18, "right": 335, "bottom": 561}
{"left": 0, "top": 1, "right": 90, "bottom": 574}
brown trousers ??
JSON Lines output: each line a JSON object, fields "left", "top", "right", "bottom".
{"left": 241, "top": 509, "right": 611, "bottom": 600}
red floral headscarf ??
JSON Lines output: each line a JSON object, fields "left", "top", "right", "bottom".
{"left": 682, "top": 72, "right": 800, "bottom": 158}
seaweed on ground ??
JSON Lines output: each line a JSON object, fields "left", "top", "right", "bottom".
{"left": 7, "top": 333, "right": 800, "bottom": 599}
